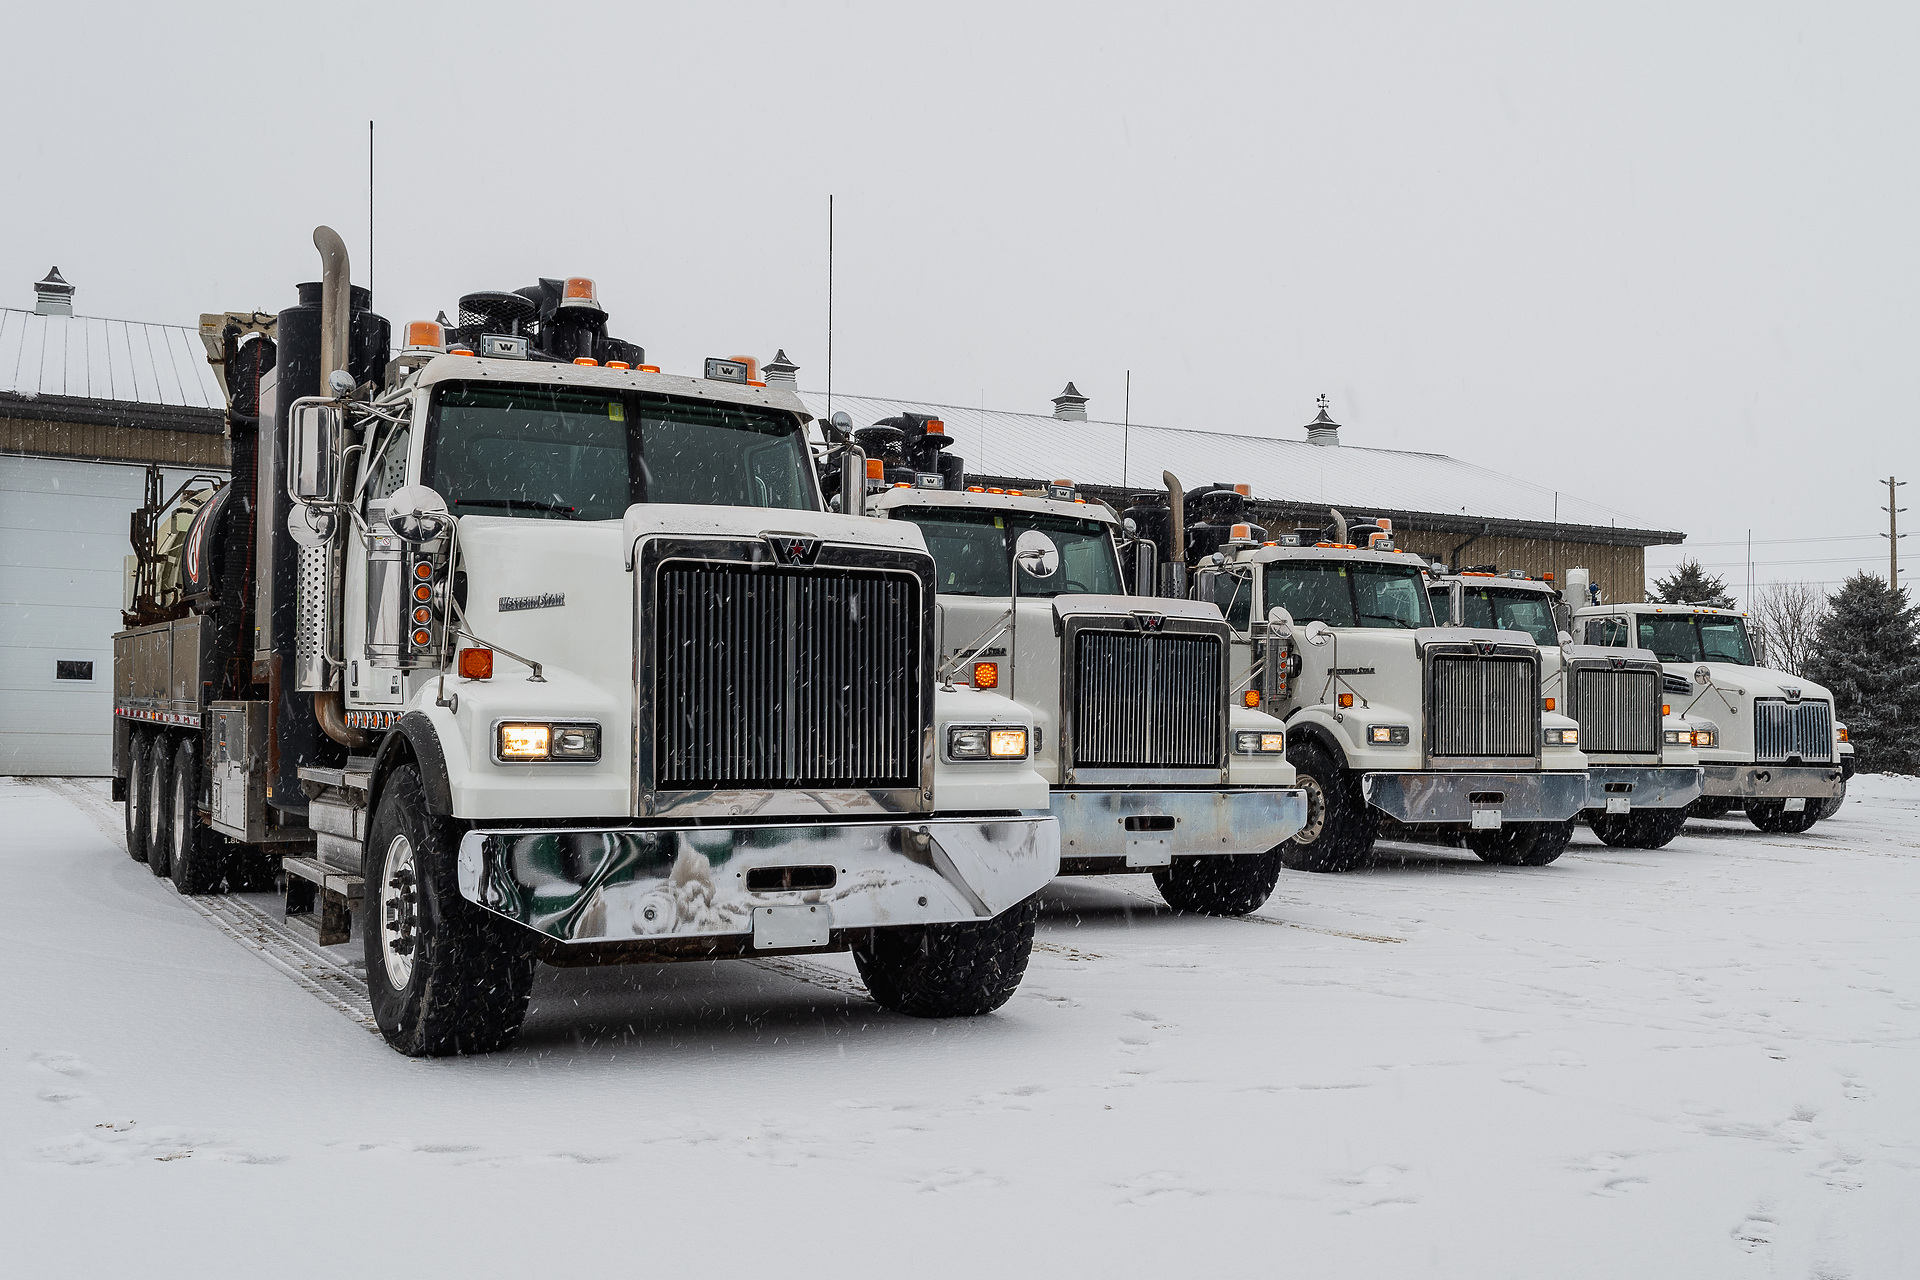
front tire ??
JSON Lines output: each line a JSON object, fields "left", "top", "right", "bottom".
{"left": 124, "top": 733, "right": 152, "bottom": 864}
{"left": 146, "top": 736, "right": 174, "bottom": 879}
{"left": 1281, "top": 742, "right": 1376, "bottom": 873}
{"left": 169, "top": 736, "right": 228, "bottom": 895}
{"left": 363, "top": 765, "right": 536, "bottom": 1057}
{"left": 1746, "top": 799, "right": 1821, "bottom": 834}
{"left": 1587, "top": 808, "right": 1689, "bottom": 850}
{"left": 853, "top": 896, "right": 1039, "bottom": 1018}
{"left": 1152, "top": 851, "right": 1284, "bottom": 916}
{"left": 1689, "top": 796, "right": 1736, "bottom": 820}
{"left": 1467, "top": 818, "right": 1575, "bottom": 866}
{"left": 1816, "top": 780, "right": 1847, "bottom": 821}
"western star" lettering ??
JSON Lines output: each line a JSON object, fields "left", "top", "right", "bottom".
{"left": 499, "top": 592, "right": 565, "bottom": 613}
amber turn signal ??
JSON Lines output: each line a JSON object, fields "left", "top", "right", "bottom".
{"left": 972, "top": 662, "right": 999, "bottom": 689}
{"left": 458, "top": 648, "right": 495, "bottom": 680}
{"left": 1338, "top": 693, "right": 1354, "bottom": 708}
{"left": 1543, "top": 697, "right": 1556, "bottom": 711}
{"left": 1242, "top": 689, "right": 1261, "bottom": 708}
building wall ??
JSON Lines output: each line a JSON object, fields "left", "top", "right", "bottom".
{"left": 1392, "top": 531, "right": 1645, "bottom": 606}
{"left": 1, "top": 412, "right": 228, "bottom": 469}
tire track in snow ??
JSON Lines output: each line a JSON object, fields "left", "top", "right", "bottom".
{"left": 34, "top": 778, "right": 379, "bottom": 1034}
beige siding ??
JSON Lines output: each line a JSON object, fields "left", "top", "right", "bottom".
{"left": 1394, "top": 531, "right": 1645, "bottom": 606}
{"left": 0, "top": 413, "right": 229, "bottom": 469}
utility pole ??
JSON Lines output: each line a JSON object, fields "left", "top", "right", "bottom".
{"left": 1885, "top": 476, "right": 1908, "bottom": 592}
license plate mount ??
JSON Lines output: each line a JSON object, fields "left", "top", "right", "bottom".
{"left": 753, "top": 904, "right": 831, "bottom": 951}
{"left": 1471, "top": 809, "right": 1502, "bottom": 830}
{"left": 1606, "top": 797, "right": 1631, "bottom": 815}
{"left": 1784, "top": 797, "right": 1806, "bottom": 813}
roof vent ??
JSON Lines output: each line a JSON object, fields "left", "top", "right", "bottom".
{"left": 763, "top": 348, "right": 800, "bottom": 387}
{"left": 1052, "top": 381, "right": 1089, "bottom": 421}
{"left": 34, "top": 267, "right": 74, "bottom": 317}
{"left": 1305, "top": 393, "right": 1340, "bottom": 447}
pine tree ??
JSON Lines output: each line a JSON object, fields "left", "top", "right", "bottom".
{"left": 1803, "top": 572, "right": 1920, "bottom": 775}
{"left": 1651, "top": 558, "right": 1734, "bottom": 608}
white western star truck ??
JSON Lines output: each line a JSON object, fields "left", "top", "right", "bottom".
{"left": 818, "top": 411, "right": 1307, "bottom": 915}
{"left": 1127, "top": 490, "right": 1591, "bottom": 870}
{"left": 1424, "top": 568, "right": 1703, "bottom": 848}
{"left": 1569, "top": 598, "right": 1844, "bottom": 834}
{"left": 112, "top": 227, "right": 1058, "bottom": 1057}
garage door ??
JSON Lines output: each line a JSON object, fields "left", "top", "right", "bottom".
{"left": 0, "top": 456, "right": 222, "bottom": 776}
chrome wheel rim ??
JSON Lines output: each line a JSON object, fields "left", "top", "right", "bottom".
{"left": 172, "top": 762, "right": 188, "bottom": 872}
{"left": 149, "top": 754, "right": 167, "bottom": 854}
{"left": 380, "top": 834, "right": 420, "bottom": 989}
{"left": 1294, "top": 773, "right": 1327, "bottom": 844}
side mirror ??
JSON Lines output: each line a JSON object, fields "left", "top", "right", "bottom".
{"left": 286, "top": 502, "right": 338, "bottom": 548}
{"left": 1557, "top": 630, "right": 1574, "bottom": 647}
{"left": 1013, "top": 529, "right": 1060, "bottom": 581}
{"left": 385, "top": 484, "right": 452, "bottom": 544}
{"left": 289, "top": 401, "right": 343, "bottom": 501}
{"left": 1302, "top": 619, "right": 1334, "bottom": 648}
{"left": 1265, "top": 606, "right": 1294, "bottom": 640}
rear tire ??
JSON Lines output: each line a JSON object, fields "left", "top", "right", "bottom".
{"left": 146, "top": 736, "right": 174, "bottom": 879}
{"left": 1281, "top": 742, "right": 1376, "bottom": 873}
{"left": 1152, "top": 851, "right": 1284, "bottom": 915}
{"left": 363, "top": 765, "right": 536, "bottom": 1057}
{"left": 1467, "top": 818, "right": 1575, "bottom": 866}
{"left": 1587, "top": 808, "right": 1689, "bottom": 850}
{"left": 169, "top": 736, "right": 227, "bottom": 895}
{"left": 1746, "top": 799, "right": 1821, "bottom": 834}
{"left": 124, "top": 733, "right": 152, "bottom": 864}
{"left": 853, "top": 896, "right": 1039, "bottom": 1018}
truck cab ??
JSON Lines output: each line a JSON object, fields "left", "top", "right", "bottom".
{"left": 861, "top": 469, "right": 1307, "bottom": 916}
{"left": 1181, "top": 510, "right": 1591, "bottom": 871}
{"left": 1572, "top": 601, "right": 1843, "bottom": 833}
{"left": 1426, "top": 569, "right": 1703, "bottom": 848}
{"left": 116, "top": 230, "right": 1061, "bottom": 1057}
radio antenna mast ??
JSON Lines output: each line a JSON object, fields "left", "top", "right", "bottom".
{"left": 367, "top": 120, "right": 375, "bottom": 300}
{"left": 826, "top": 194, "right": 834, "bottom": 422}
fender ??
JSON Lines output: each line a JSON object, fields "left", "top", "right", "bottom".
{"left": 366, "top": 710, "right": 454, "bottom": 830}
{"left": 1282, "top": 711, "right": 1349, "bottom": 768}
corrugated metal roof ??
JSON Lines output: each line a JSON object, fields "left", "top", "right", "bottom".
{"left": 0, "top": 308, "right": 223, "bottom": 410}
{"left": 801, "top": 390, "right": 1669, "bottom": 538}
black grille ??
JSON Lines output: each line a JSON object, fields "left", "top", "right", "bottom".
{"left": 1429, "top": 652, "right": 1536, "bottom": 758}
{"left": 1073, "top": 631, "right": 1222, "bottom": 768}
{"left": 1754, "top": 700, "right": 1833, "bottom": 763}
{"left": 654, "top": 564, "right": 921, "bottom": 788}
{"left": 1572, "top": 666, "right": 1661, "bottom": 754}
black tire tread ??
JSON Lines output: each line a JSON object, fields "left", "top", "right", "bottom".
{"left": 1281, "top": 742, "right": 1376, "bottom": 874}
{"left": 853, "top": 896, "right": 1039, "bottom": 1018}
{"left": 170, "top": 736, "right": 228, "bottom": 895}
{"left": 124, "top": 733, "right": 151, "bottom": 864}
{"left": 1467, "top": 818, "right": 1575, "bottom": 866}
{"left": 1153, "top": 851, "right": 1284, "bottom": 916}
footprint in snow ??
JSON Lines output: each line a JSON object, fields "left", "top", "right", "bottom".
{"left": 34, "top": 1123, "right": 281, "bottom": 1167}
{"left": 1338, "top": 1164, "right": 1406, "bottom": 1189}
{"left": 28, "top": 1051, "right": 94, "bottom": 1078}
{"left": 1114, "top": 1170, "right": 1201, "bottom": 1204}
{"left": 1732, "top": 1213, "right": 1776, "bottom": 1253}
{"left": 1595, "top": 1177, "right": 1649, "bottom": 1196}
{"left": 914, "top": 1166, "right": 1004, "bottom": 1194}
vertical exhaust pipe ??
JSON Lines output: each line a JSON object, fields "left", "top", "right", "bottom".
{"left": 313, "top": 226, "right": 352, "bottom": 393}
{"left": 1162, "top": 470, "right": 1187, "bottom": 599}
{"left": 309, "top": 225, "right": 370, "bottom": 749}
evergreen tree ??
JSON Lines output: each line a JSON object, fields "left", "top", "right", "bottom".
{"left": 1651, "top": 558, "right": 1734, "bottom": 607}
{"left": 1803, "top": 572, "right": 1920, "bottom": 775}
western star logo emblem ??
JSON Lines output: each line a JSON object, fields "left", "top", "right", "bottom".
{"left": 1783, "top": 685, "right": 1801, "bottom": 702}
{"left": 1610, "top": 656, "right": 1626, "bottom": 670}
{"left": 1476, "top": 639, "right": 1496, "bottom": 655}
{"left": 1136, "top": 613, "right": 1166, "bottom": 632}
{"left": 766, "top": 535, "right": 823, "bottom": 565}
{"left": 499, "top": 592, "right": 565, "bottom": 612}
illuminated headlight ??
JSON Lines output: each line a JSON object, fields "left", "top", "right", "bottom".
{"left": 1235, "top": 730, "right": 1287, "bottom": 753}
{"left": 1663, "top": 728, "right": 1692, "bottom": 747}
{"left": 1366, "top": 725, "right": 1410, "bottom": 745}
{"left": 947, "top": 725, "right": 1028, "bottom": 760}
{"left": 1692, "top": 727, "right": 1716, "bottom": 748}
{"left": 495, "top": 721, "right": 601, "bottom": 762}
{"left": 1543, "top": 728, "right": 1579, "bottom": 746}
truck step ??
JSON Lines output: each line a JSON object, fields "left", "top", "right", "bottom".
{"left": 282, "top": 855, "right": 364, "bottom": 947}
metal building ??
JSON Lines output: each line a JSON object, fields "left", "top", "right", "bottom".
{"left": 0, "top": 270, "right": 227, "bottom": 775}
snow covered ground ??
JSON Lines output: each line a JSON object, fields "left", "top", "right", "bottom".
{"left": 4, "top": 776, "right": 1915, "bottom": 1279}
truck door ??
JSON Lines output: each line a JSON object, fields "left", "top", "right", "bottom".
{"left": 349, "top": 417, "right": 413, "bottom": 708}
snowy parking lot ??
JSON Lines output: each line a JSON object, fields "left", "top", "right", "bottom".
{"left": 5, "top": 775, "right": 1915, "bottom": 1278}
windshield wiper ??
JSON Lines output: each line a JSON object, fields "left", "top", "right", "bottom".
{"left": 1360, "top": 613, "right": 1417, "bottom": 629}
{"left": 453, "top": 497, "right": 580, "bottom": 517}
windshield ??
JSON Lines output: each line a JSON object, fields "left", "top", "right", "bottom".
{"left": 423, "top": 383, "right": 815, "bottom": 521}
{"left": 1448, "top": 586, "right": 1561, "bottom": 645}
{"left": 1265, "top": 560, "right": 1434, "bottom": 629}
{"left": 897, "top": 509, "right": 1123, "bottom": 598}
{"left": 1636, "top": 614, "right": 1755, "bottom": 665}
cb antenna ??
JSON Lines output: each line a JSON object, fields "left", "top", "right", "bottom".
{"left": 826, "top": 193, "right": 834, "bottom": 422}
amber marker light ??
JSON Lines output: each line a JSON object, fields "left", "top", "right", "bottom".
{"left": 412, "top": 606, "right": 432, "bottom": 625}
{"left": 413, "top": 584, "right": 433, "bottom": 603}
{"left": 411, "top": 628, "right": 433, "bottom": 646}
{"left": 1663, "top": 703, "right": 1672, "bottom": 716}
{"left": 458, "top": 648, "right": 495, "bottom": 680}
{"left": 573, "top": 357, "right": 599, "bottom": 366}
{"left": 413, "top": 562, "right": 434, "bottom": 581}
{"left": 972, "top": 662, "right": 999, "bottom": 689}
{"left": 866, "top": 458, "right": 884, "bottom": 480}
{"left": 1543, "top": 697, "right": 1556, "bottom": 711}
{"left": 1242, "top": 689, "right": 1261, "bottom": 708}
{"left": 1338, "top": 693, "right": 1354, "bottom": 708}
{"left": 404, "top": 320, "right": 445, "bottom": 350}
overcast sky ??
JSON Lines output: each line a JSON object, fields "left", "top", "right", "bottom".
{"left": 4, "top": 3, "right": 1913, "bottom": 601}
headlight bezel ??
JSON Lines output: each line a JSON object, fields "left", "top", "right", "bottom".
{"left": 1365, "top": 724, "right": 1411, "bottom": 746}
{"left": 1234, "top": 730, "right": 1287, "bottom": 754}
{"left": 1692, "top": 726, "right": 1717, "bottom": 749}
{"left": 493, "top": 720, "right": 603, "bottom": 764}
{"left": 946, "top": 723, "right": 1030, "bottom": 762}
{"left": 1543, "top": 727, "right": 1580, "bottom": 747}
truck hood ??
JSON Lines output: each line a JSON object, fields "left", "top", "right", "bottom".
{"left": 1677, "top": 662, "right": 1834, "bottom": 706}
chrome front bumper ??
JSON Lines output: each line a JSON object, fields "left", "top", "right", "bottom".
{"left": 1701, "top": 763, "right": 1843, "bottom": 801}
{"left": 1585, "top": 765, "right": 1704, "bottom": 813}
{"left": 456, "top": 816, "right": 1058, "bottom": 946}
{"left": 1045, "top": 787, "right": 1308, "bottom": 870}
{"left": 1362, "top": 771, "right": 1589, "bottom": 826}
